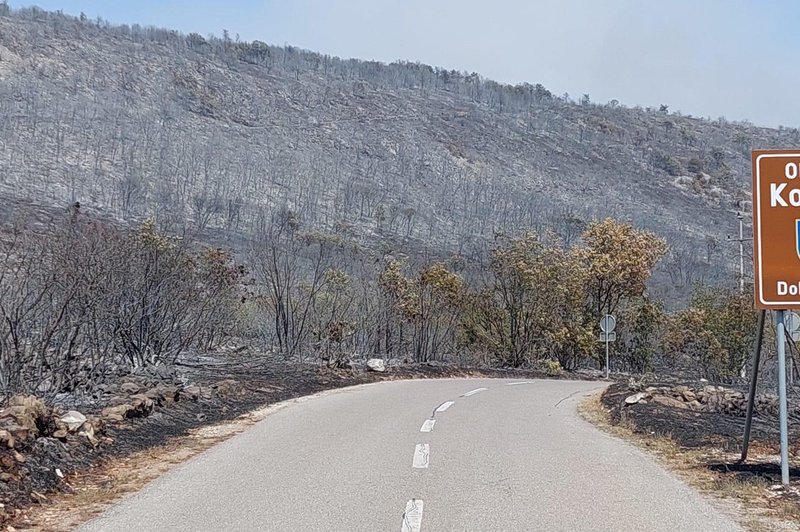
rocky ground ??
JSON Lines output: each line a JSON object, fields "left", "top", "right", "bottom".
{"left": 602, "top": 378, "right": 795, "bottom": 451}
{"left": 0, "top": 347, "right": 592, "bottom": 528}
{"left": 600, "top": 378, "right": 800, "bottom": 526}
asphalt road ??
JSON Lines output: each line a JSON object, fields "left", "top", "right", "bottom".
{"left": 80, "top": 379, "right": 742, "bottom": 531}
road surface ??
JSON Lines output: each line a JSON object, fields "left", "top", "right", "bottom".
{"left": 80, "top": 379, "right": 741, "bottom": 531}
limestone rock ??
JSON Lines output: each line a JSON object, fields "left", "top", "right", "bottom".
{"left": 366, "top": 359, "right": 386, "bottom": 373}
{"left": 0, "top": 395, "right": 47, "bottom": 436}
{"left": 0, "top": 430, "right": 15, "bottom": 449}
{"left": 129, "top": 395, "right": 155, "bottom": 417}
{"left": 120, "top": 382, "right": 140, "bottom": 394}
{"left": 652, "top": 395, "right": 690, "bottom": 410}
{"left": 101, "top": 404, "right": 133, "bottom": 422}
{"left": 184, "top": 385, "right": 201, "bottom": 400}
{"left": 59, "top": 411, "right": 86, "bottom": 432}
{"left": 624, "top": 392, "right": 649, "bottom": 405}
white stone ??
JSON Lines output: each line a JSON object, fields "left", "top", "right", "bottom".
{"left": 624, "top": 392, "right": 648, "bottom": 405}
{"left": 366, "top": 358, "right": 386, "bottom": 372}
{"left": 60, "top": 411, "right": 87, "bottom": 432}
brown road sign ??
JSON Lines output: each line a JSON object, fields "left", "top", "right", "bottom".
{"left": 752, "top": 150, "right": 800, "bottom": 309}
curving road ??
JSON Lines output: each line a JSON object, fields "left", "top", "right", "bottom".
{"left": 80, "top": 379, "right": 741, "bottom": 531}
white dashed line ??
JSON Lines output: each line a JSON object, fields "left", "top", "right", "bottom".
{"left": 461, "top": 387, "right": 488, "bottom": 397}
{"left": 401, "top": 499, "right": 424, "bottom": 532}
{"left": 412, "top": 444, "right": 430, "bottom": 468}
{"left": 434, "top": 401, "right": 455, "bottom": 413}
{"left": 420, "top": 419, "right": 436, "bottom": 432}
{"left": 505, "top": 381, "right": 536, "bottom": 386}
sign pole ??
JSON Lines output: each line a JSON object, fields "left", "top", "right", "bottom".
{"left": 741, "top": 309, "right": 766, "bottom": 463}
{"left": 776, "top": 309, "right": 790, "bottom": 485}
{"left": 599, "top": 314, "right": 615, "bottom": 379}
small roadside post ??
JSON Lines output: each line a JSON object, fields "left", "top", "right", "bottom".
{"left": 749, "top": 149, "right": 800, "bottom": 485}
{"left": 599, "top": 314, "right": 616, "bottom": 379}
{"left": 785, "top": 311, "right": 800, "bottom": 385}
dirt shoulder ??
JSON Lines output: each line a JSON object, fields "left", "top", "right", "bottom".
{"left": 583, "top": 382, "right": 800, "bottom": 531}
{"left": 1, "top": 353, "right": 582, "bottom": 531}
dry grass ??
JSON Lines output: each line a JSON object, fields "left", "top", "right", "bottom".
{"left": 580, "top": 390, "right": 800, "bottom": 531}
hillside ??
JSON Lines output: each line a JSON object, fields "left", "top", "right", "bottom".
{"left": 0, "top": 6, "right": 792, "bottom": 297}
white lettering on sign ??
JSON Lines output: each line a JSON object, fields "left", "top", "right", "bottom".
{"left": 778, "top": 281, "right": 800, "bottom": 296}
{"left": 772, "top": 183, "right": 788, "bottom": 206}
{"left": 770, "top": 163, "right": 800, "bottom": 206}
{"left": 787, "top": 162, "right": 799, "bottom": 180}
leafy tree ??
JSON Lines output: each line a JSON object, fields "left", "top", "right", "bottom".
{"left": 461, "top": 232, "right": 590, "bottom": 368}
{"left": 662, "top": 286, "right": 757, "bottom": 380}
{"left": 616, "top": 298, "right": 663, "bottom": 372}
{"left": 579, "top": 218, "right": 668, "bottom": 318}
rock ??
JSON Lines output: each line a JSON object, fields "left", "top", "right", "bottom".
{"left": 0, "top": 396, "right": 47, "bottom": 436}
{"left": 184, "top": 385, "right": 201, "bottom": 400}
{"left": 681, "top": 390, "right": 697, "bottom": 402}
{"left": 129, "top": 395, "right": 155, "bottom": 417}
{"left": 78, "top": 423, "right": 99, "bottom": 446}
{"left": 145, "top": 385, "right": 179, "bottom": 404}
{"left": 366, "top": 359, "right": 386, "bottom": 372}
{"left": 652, "top": 395, "right": 690, "bottom": 410}
{"left": 0, "top": 454, "right": 14, "bottom": 469}
{"left": 59, "top": 411, "right": 86, "bottom": 432}
{"left": 0, "top": 430, "right": 15, "bottom": 449}
{"left": 101, "top": 404, "right": 132, "bottom": 422}
{"left": 196, "top": 413, "right": 207, "bottom": 422}
{"left": 625, "top": 392, "right": 649, "bottom": 405}
{"left": 688, "top": 400, "right": 704, "bottom": 411}
{"left": 120, "top": 382, "right": 140, "bottom": 394}
{"left": 52, "top": 429, "right": 68, "bottom": 440}
{"left": 3, "top": 424, "right": 30, "bottom": 443}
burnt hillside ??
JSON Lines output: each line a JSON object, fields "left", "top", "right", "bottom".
{"left": 0, "top": 5, "right": 789, "bottom": 300}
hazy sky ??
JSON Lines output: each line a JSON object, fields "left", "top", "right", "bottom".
{"left": 9, "top": 0, "right": 800, "bottom": 127}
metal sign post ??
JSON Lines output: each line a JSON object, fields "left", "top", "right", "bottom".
{"left": 777, "top": 310, "right": 791, "bottom": 485}
{"left": 600, "top": 315, "right": 616, "bottom": 379}
{"left": 741, "top": 309, "right": 766, "bottom": 463}
{"left": 785, "top": 311, "right": 800, "bottom": 386}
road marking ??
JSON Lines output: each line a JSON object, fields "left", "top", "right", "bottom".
{"left": 434, "top": 401, "right": 454, "bottom": 413}
{"left": 412, "top": 444, "right": 429, "bottom": 468}
{"left": 420, "top": 419, "right": 436, "bottom": 432}
{"left": 460, "top": 387, "right": 488, "bottom": 397}
{"left": 401, "top": 499, "right": 424, "bottom": 532}
{"left": 505, "top": 381, "right": 536, "bottom": 386}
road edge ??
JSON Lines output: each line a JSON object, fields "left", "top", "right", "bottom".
{"left": 579, "top": 389, "right": 798, "bottom": 532}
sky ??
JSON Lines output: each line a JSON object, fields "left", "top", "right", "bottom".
{"left": 8, "top": 0, "right": 800, "bottom": 128}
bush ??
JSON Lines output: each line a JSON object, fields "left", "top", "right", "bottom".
{"left": 687, "top": 157, "right": 705, "bottom": 174}
{"left": 616, "top": 298, "right": 663, "bottom": 373}
{"left": 0, "top": 214, "right": 241, "bottom": 398}
{"left": 661, "top": 286, "right": 757, "bottom": 380}
{"left": 543, "top": 359, "right": 562, "bottom": 376}
{"left": 652, "top": 152, "right": 683, "bottom": 176}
